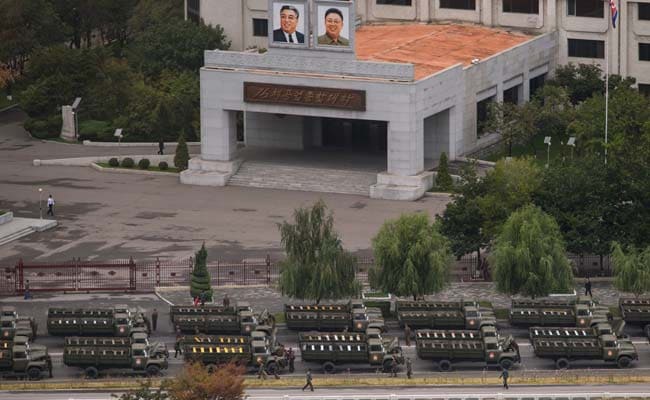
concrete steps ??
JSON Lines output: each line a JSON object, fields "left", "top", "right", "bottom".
{"left": 0, "top": 227, "right": 34, "bottom": 246}
{"left": 228, "top": 162, "right": 377, "bottom": 196}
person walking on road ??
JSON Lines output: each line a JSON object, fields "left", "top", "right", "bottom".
{"left": 585, "top": 277, "right": 593, "bottom": 297}
{"left": 390, "top": 356, "right": 398, "bottom": 377}
{"left": 23, "top": 280, "right": 32, "bottom": 300}
{"left": 287, "top": 347, "right": 295, "bottom": 373}
{"left": 404, "top": 323, "right": 411, "bottom": 346}
{"left": 499, "top": 368, "right": 509, "bottom": 389}
{"left": 151, "top": 308, "right": 158, "bottom": 332}
{"left": 223, "top": 294, "right": 230, "bottom": 308}
{"left": 257, "top": 359, "right": 268, "bottom": 380}
{"left": 46, "top": 195, "right": 55, "bottom": 216}
{"left": 174, "top": 335, "right": 183, "bottom": 358}
{"left": 406, "top": 357, "right": 412, "bottom": 379}
{"left": 157, "top": 138, "right": 165, "bottom": 155}
{"left": 302, "top": 369, "right": 314, "bottom": 391}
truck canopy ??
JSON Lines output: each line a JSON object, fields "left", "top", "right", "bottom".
{"left": 397, "top": 300, "right": 479, "bottom": 312}
{"left": 182, "top": 335, "right": 250, "bottom": 345}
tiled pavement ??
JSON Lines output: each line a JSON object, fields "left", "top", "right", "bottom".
{"left": 157, "top": 280, "right": 623, "bottom": 313}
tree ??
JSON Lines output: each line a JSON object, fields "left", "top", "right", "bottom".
{"left": 166, "top": 362, "right": 246, "bottom": 400}
{"left": 113, "top": 379, "right": 168, "bottom": 400}
{"left": 190, "top": 243, "right": 212, "bottom": 302}
{"left": 484, "top": 100, "right": 538, "bottom": 156}
{"left": 548, "top": 63, "right": 604, "bottom": 104}
{"left": 277, "top": 200, "right": 361, "bottom": 303}
{"left": 612, "top": 242, "right": 650, "bottom": 297}
{"left": 174, "top": 132, "right": 190, "bottom": 170}
{"left": 491, "top": 205, "right": 573, "bottom": 298}
{"left": 435, "top": 152, "right": 453, "bottom": 191}
{"left": 369, "top": 213, "right": 452, "bottom": 300}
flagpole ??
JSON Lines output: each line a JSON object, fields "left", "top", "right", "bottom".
{"left": 605, "top": 25, "right": 609, "bottom": 166}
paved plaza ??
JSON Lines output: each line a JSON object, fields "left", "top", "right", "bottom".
{"left": 0, "top": 109, "right": 450, "bottom": 266}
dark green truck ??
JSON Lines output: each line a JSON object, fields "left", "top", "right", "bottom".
{"left": 529, "top": 321, "right": 637, "bottom": 369}
{"left": 0, "top": 306, "right": 37, "bottom": 340}
{"left": 510, "top": 297, "right": 611, "bottom": 327}
{"left": 170, "top": 302, "right": 274, "bottom": 335}
{"left": 298, "top": 330, "right": 403, "bottom": 373}
{"left": 396, "top": 300, "right": 496, "bottom": 329}
{"left": 619, "top": 297, "right": 650, "bottom": 337}
{"left": 0, "top": 338, "right": 51, "bottom": 380}
{"left": 47, "top": 306, "right": 149, "bottom": 337}
{"left": 285, "top": 300, "right": 385, "bottom": 332}
{"left": 415, "top": 326, "right": 520, "bottom": 371}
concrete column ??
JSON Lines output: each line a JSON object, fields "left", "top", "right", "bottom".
{"left": 201, "top": 109, "right": 238, "bottom": 161}
{"left": 418, "top": 0, "right": 431, "bottom": 22}
{"left": 386, "top": 116, "right": 423, "bottom": 176}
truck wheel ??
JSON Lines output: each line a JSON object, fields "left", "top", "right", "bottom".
{"left": 27, "top": 367, "right": 42, "bottom": 380}
{"left": 555, "top": 358, "right": 570, "bottom": 370}
{"left": 266, "top": 362, "right": 278, "bottom": 375}
{"left": 382, "top": 359, "right": 393, "bottom": 373}
{"left": 617, "top": 356, "right": 632, "bottom": 369}
{"left": 499, "top": 358, "right": 514, "bottom": 370}
{"left": 322, "top": 362, "right": 336, "bottom": 374}
{"left": 85, "top": 367, "right": 99, "bottom": 379}
{"left": 146, "top": 365, "right": 161, "bottom": 377}
{"left": 438, "top": 360, "right": 452, "bottom": 372}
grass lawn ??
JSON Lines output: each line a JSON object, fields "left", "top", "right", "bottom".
{"left": 484, "top": 134, "right": 574, "bottom": 166}
{"left": 97, "top": 162, "right": 180, "bottom": 174}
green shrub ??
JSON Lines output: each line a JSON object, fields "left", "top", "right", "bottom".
{"left": 158, "top": 161, "right": 169, "bottom": 170}
{"left": 174, "top": 133, "right": 189, "bottom": 171}
{"left": 435, "top": 152, "right": 454, "bottom": 192}
{"left": 24, "top": 115, "right": 62, "bottom": 140}
{"left": 138, "top": 158, "right": 150, "bottom": 169}
{"left": 108, "top": 158, "right": 119, "bottom": 167}
{"left": 121, "top": 157, "right": 135, "bottom": 168}
{"left": 78, "top": 120, "right": 112, "bottom": 141}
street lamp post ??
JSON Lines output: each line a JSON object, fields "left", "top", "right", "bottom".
{"left": 566, "top": 137, "right": 576, "bottom": 160}
{"left": 544, "top": 136, "right": 552, "bottom": 168}
{"left": 38, "top": 188, "right": 43, "bottom": 219}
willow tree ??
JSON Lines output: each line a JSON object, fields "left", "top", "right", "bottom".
{"left": 369, "top": 213, "right": 452, "bottom": 300}
{"left": 491, "top": 205, "right": 573, "bottom": 298}
{"left": 612, "top": 242, "right": 650, "bottom": 297}
{"left": 277, "top": 200, "right": 360, "bottom": 303}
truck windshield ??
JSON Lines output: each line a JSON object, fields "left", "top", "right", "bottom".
{"left": 369, "top": 345, "right": 383, "bottom": 352}
{"left": 241, "top": 316, "right": 253, "bottom": 323}
{"left": 353, "top": 314, "right": 367, "bottom": 320}
{"left": 466, "top": 311, "right": 478, "bottom": 317}
{"left": 133, "top": 349, "right": 147, "bottom": 357}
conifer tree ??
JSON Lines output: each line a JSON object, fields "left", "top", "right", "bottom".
{"left": 174, "top": 132, "right": 189, "bottom": 170}
{"left": 190, "top": 243, "right": 212, "bottom": 301}
{"left": 435, "top": 152, "right": 454, "bottom": 191}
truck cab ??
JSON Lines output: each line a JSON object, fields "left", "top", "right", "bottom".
{"left": 131, "top": 343, "right": 168, "bottom": 374}
{"left": 368, "top": 336, "right": 403, "bottom": 369}
{"left": 599, "top": 333, "right": 638, "bottom": 367}
{"left": 239, "top": 310, "right": 258, "bottom": 335}
{"left": 114, "top": 313, "right": 134, "bottom": 336}
{"left": 464, "top": 306, "right": 496, "bottom": 329}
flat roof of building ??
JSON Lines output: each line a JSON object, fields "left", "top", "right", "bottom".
{"left": 356, "top": 24, "right": 534, "bottom": 80}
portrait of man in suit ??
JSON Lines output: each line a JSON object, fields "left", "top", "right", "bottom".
{"left": 273, "top": 4, "right": 305, "bottom": 44}
{"left": 317, "top": 7, "right": 349, "bottom": 46}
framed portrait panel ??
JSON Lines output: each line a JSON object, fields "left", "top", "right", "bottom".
{"left": 268, "top": 0, "right": 309, "bottom": 49}
{"left": 314, "top": 0, "right": 355, "bottom": 52}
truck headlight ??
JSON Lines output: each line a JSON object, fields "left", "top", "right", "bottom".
{"left": 356, "top": 323, "right": 362, "bottom": 329}
{"left": 607, "top": 350, "right": 613, "bottom": 356}
{"left": 119, "top": 327, "right": 125, "bottom": 333}
{"left": 489, "top": 352, "right": 495, "bottom": 359}
{"left": 579, "top": 319, "right": 585, "bottom": 325}
{"left": 469, "top": 320, "right": 475, "bottom": 326}
{"left": 245, "top": 326, "right": 251, "bottom": 332}
{"left": 372, "top": 355, "right": 378, "bottom": 361}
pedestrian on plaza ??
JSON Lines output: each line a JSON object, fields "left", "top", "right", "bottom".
{"left": 199, "top": 291, "right": 206, "bottom": 306}
{"left": 585, "top": 277, "right": 593, "bottom": 297}
{"left": 288, "top": 347, "right": 295, "bottom": 373}
{"left": 257, "top": 359, "right": 268, "bottom": 380}
{"left": 390, "top": 356, "right": 397, "bottom": 377}
{"left": 406, "top": 357, "right": 412, "bottom": 379}
{"left": 157, "top": 137, "right": 165, "bottom": 155}
{"left": 174, "top": 335, "right": 182, "bottom": 358}
{"left": 302, "top": 369, "right": 314, "bottom": 391}
{"left": 499, "top": 368, "right": 509, "bottom": 390}
{"left": 151, "top": 308, "right": 158, "bottom": 332}
{"left": 23, "top": 280, "right": 32, "bottom": 300}
{"left": 223, "top": 293, "right": 230, "bottom": 308}
{"left": 46, "top": 195, "right": 55, "bottom": 216}
{"left": 404, "top": 323, "right": 411, "bottom": 346}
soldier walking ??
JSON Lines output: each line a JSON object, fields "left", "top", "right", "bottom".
{"left": 257, "top": 359, "right": 268, "bottom": 380}
{"left": 287, "top": 347, "right": 295, "bottom": 373}
{"left": 151, "top": 308, "right": 158, "bottom": 332}
{"left": 302, "top": 369, "right": 314, "bottom": 391}
{"left": 499, "top": 368, "right": 509, "bottom": 390}
{"left": 404, "top": 324, "right": 411, "bottom": 346}
{"left": 406, "top": 357, "right": 412, "bottom": 379}
{"left": 390, "top": 356, "right": 398, "bottom": 377}
{"left": 585, "top": 277, "right": 593, "bottom": 297}
{"left": 46, "top": 355, "right": 53, "bottom": 378}
{"left": 174, "top": 335, "right": 183, "bottom": 358}
{"left": 223, "top": 294, "right": 230, "bottom": 308}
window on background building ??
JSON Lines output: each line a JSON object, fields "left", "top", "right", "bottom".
{"left": 640, "top": 43, "right": 650, "bottom": 61}
{"left": 640, "top": 4, "right": 650, "bottom": 20}
{"left": 567, "top": 0, "right": 604, "bottom": 18}
{"left": 187, "top": 0, "right": 200, "bottom": 23}
{"left": 529, "top": 74, "right": 546, "bottom": 98}
{"left": 503, "top": 0, "right": 539, "bottom": 14}
{"left": 639, "top": 84, "right": 650, "bottom": 97}
{"left": 477, "top": 96, "right": 495, "bottom": 137}
{"left": 568, "top": 39, "right": 605, "bottom": 59}
{"left": 377, "top": 0, "right": 413, "bottom": 5}
{"left": 440, "top": 0, "right": 476, "bottom": 10}
{"left": 253, "top": 19, "right": 268, "bottom": 37}
{"left": 503, "top": 85, "right": 521, "bottom": 104}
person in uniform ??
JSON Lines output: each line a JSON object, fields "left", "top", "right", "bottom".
{"left": 302, "top": 368, "right": 314, "bottom": 391}
{"left": 151, "top": 308, "right": 158, "bottom": 332}
{"left": 318, "top": 8, "right": 349, "bottom": 46}
{"left": 257, "top": 359, "right": 268, "bottom": 380}
{"left": 499, "top": 368, "right": 509, "bottom": 389}
{"left": 273, "top": 5, "right": 305, "bottom": 44}
{"left": 404, "top": 323, "right": 411, "bottom": 346}
{"left": 287, "top": 347, "right": 295, "bottom": 373}
{"left": 406, "top": 357, "right": 412, "bottom": 379}
{"left": 174, "top": 335, "right": 182, "bottom": 358}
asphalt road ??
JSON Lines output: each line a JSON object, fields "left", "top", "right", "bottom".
{"left": 0, "top": 109, "right": 450, "bottom": 265}
{"left": 3, "top": 385, "right": 650, "bottom": 400}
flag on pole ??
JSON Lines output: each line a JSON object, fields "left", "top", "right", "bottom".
{"left": 610, "top": 0, "right": 618, "bottom": 28}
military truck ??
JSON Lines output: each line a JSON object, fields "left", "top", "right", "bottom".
{"left": 415, "top": 326, "right": 520, "bottom": 371}
{"left": 619, "top": 297, "right": 650, "bottom": 337}
{"left": 0, "top": 338, "right": 51, "bottom": 380}
{"left": 183, "top": 331, "right": 287, "bottom": 374}
{"left": 285, "top": 300, "right": 385, "bottom": 332}
{"left": 1, "top": 306, "right": 37, "bottom": 339}
{"left": 529, "top": 321, "right": 637, "bottom": 369}
{"left": 63, "top": 337, "right": 169, "bottom": 378}
{"left": 1, "top": 315, "right": 36, "bottom": 341}
{"left": 170, "top": 302, "right": 274, "bottom": 335}
{"left": 298, "top": 330, "right": 403, "bottom": 373}
{"left": 510, "top": 297, "right": 611, "bottom": 327}
{"left": 64, "top": 334, "right": 169, "bottom": 358}
{"left": 396, "top": 300, "right": 496, "bottom": 330}
{"left": 47, "top": 306, "right": 148, "bottom": 337}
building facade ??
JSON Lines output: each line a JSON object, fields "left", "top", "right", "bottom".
{"left": 186, "top": 0, "right": 650, "bottom": 93}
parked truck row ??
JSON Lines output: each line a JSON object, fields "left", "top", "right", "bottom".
{"left": 170, "top": 302, "right": 274, "bottom": 335}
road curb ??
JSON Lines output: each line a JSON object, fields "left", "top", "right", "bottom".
{"left": 90, "top": 162, "right": 180, "bottom": 177}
